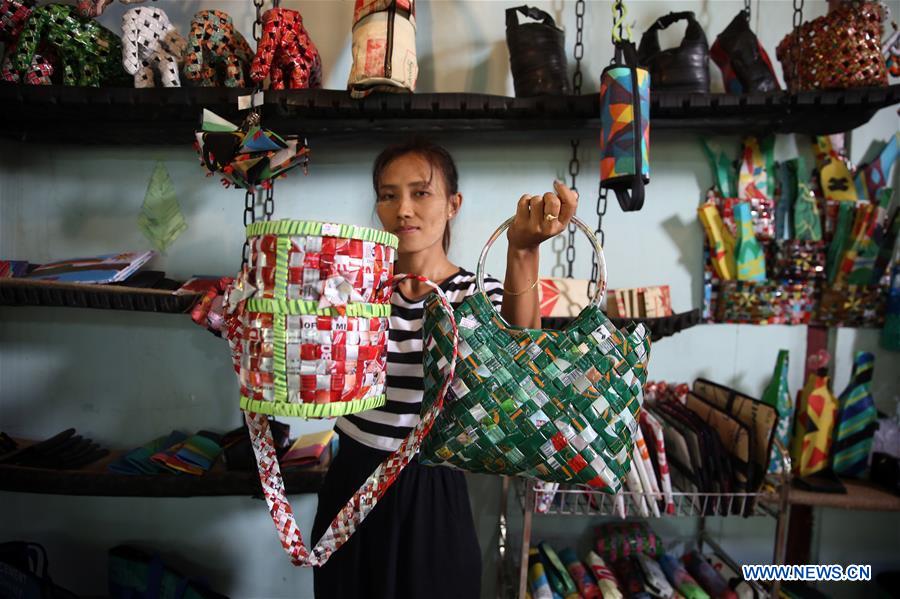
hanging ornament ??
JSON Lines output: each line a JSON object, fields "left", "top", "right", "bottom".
{"left": 138, "top": 162, "right": 187, "bottom": 253}
{"left": 194, "top": 108, "right": 310, "bottom": 190}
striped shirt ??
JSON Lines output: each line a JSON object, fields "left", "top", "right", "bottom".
{"left": 335, "top": 268, "right": 503, "bottom": 452}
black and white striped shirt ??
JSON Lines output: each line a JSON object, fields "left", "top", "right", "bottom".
{"left": 335, "top": 268, "right": 504, "bottom": 452}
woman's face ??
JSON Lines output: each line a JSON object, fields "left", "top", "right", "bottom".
{"left": 375, "top": 152, "right": 460, "bottom": 255}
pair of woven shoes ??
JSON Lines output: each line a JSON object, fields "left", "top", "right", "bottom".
{"left": 0, "top": 428, "right": 109, "bottom": 469}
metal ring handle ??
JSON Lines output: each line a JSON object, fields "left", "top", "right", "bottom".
{"left": 475, "top": 215, "right": 607, "bottom": 325}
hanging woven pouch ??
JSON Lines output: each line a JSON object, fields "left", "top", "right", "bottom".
{"left": 420, "top": 216, "right": 651, "bottom": 493}
{"left": 599, "top": 40, "right": 650, "bottom": 212}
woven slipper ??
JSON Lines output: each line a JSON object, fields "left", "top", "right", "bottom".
{"left": 151, "top": 432, "right": 223, "bottom": 476}
{"left": 0, "top": 432, "right": 17, "bottom": 454}
{"left": 108, "top": 545, "right": 228, "bottom": 599}
{"left": 0, "top": 429, "right": 76, "bottom": 465}
{"left": 108, "top": 431, "right": 187, "bottom": 475}
{"left": 0, "top": 429, "right": 108, "bottom": 469}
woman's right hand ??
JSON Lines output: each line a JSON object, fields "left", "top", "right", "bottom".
{"left": 507, "top": 179, "right": 578, "bottom": 251}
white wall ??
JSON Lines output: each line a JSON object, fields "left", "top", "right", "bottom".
{"left": 1, "top": 1, "right": 898, "bottom": 597}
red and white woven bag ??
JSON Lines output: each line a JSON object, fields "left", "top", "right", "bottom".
{"left": 218, "top": 219, "right": 458, "bottom": 566}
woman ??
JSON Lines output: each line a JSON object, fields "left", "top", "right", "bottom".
{"left": 311, "top": 139, "right": 577, "bottom": 598}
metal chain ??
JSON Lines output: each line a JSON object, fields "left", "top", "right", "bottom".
{"left": 242, "top": 188, "right": 257, "bottom": 265}
{"left": 263, "top": 183, "right": 275, "bottom": 221}
{"left": 566, "top": 140, "right": 579, "bottom": 278}
{"left": 588, "top": 186, "right": 608, "bottom": 300}
{"left": 744, "top": 0, "right": 751, "bottom": 18}
{"left": 251, "top": 1, "right": 277, "bottom": 227}
{"left": 563, "top": 0, "right": 587, "bottom": 279}
{"left": 792, "top": 0, "right": 804, "bottom": 88}
{"left": 253, "top": 0, "right": 265, "bottom": 44}
{"left": 572, "top": 0, "right": 585, "bottom": 95}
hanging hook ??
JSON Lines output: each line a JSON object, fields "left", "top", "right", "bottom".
{"left": 611, "top": 0, "right": 631, "bottom": 43}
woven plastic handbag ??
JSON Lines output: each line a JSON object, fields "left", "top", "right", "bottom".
{"left": 219, "top": 219, "right": 460, "bottom": 565}
{"left": 348, "top": 0, "right": 417, "bottom": 98}
{"left": 420, "top": 216, "right": 651, "bottom": 493}
{"left": 776, "top": 1, "right": 888, "bottom": 92}
{"left": 505, "top": 5, "right": 570, "bottom": 97}
{"left": 637, "top": 11, "right": 710, "bottom": 93}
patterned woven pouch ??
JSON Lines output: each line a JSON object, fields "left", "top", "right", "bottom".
{"left": 420, "top": 216, "right": 651, "bottom": 493}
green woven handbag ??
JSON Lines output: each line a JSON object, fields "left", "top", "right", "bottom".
{"left": 420, "top": 216, "right": 651, "bottom": 492}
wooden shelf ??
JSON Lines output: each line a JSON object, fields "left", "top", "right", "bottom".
{"left": 0, "top": 278, "right": 200, "bottom": 313}
{"left": 0, "top": 84, "right": 897, "bottom": 144}
{"left": 789, "top": 478, "right": 900, "bottom": 512}
{"left": 0, "top": 442, "right": 328, "bottom": 497}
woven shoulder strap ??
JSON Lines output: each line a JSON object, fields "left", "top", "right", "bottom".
{"left": 245, "top": 274, "right": 459, "bottom": 566}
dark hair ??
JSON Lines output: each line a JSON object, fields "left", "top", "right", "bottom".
{"left": 372, "top": 138, "right": 459, "bottom": 253}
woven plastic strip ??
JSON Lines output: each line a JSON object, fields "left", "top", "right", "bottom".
{"left": 420, "top": 216, "right": 650, "bottom": 492}
{"left": 246, "top": 220, "right": 398, "bottom": 248}
{"left": 223, "top": 219, "right": 400, "bottom": 418}
{"left": 246, "top": 274, "right": 459, "bottom": 566}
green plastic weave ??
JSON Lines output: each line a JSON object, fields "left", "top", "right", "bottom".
{"left": 246, "top": 220, "right": 399, "bottom": 249}
{"left": 420, "top": 292, "right": 651, "bottom": 492}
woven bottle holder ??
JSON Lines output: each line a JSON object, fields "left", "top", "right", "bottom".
{"left": 420, "top": 216, "right": 651, "bottom": 493}
{"left": 347, "top": 0, "right": 417, "bottom": 98}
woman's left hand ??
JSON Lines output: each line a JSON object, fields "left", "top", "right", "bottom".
{"left": 507, "top": 179, "right": 579, "bottom": 251}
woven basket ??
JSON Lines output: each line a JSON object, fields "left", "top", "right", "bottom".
{"left": 224, "top": 219, "right": 398, "bottom": 419}
{"left": 711, "top": 279, "right": 818, "bottom": 325}
{"left": 776, "top": 2, "right": 887, "bottom": 92}
{"left": 420, "top": 217, "right": 651, "bottom": 493}
{"left": 815, "top": 283, "right": 887, "bottom": 327}
{"left": 218, "top": 219, "right": 462, "bottom": 566}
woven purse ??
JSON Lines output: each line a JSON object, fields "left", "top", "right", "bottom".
{"left": 420, "top": 217, "right": 651, "bottom": 493}
{"left": 219, "top": 219, "right": 460, "bottom": 565}
{"left": 776, "top": 1, "right": 888, "bottom": 92}
{"left": 505, "top": 5, "right": 570, "bottom": 97}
